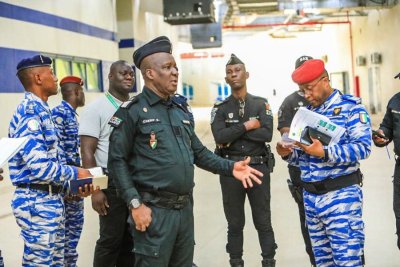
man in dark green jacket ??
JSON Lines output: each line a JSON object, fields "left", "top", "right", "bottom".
{"left": 108, "top": 36, "right": 263, "bottom": 267}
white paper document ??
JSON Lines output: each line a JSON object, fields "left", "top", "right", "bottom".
{"left": 288, "top": 107, "right": 345, "bottom": 145}
{"left": 0, "top": 137, "right": 29, "bottom": 167}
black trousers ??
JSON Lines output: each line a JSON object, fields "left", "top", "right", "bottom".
{"left": 287, "top": 165, "right": 316, "bottom": 265}
{"left": 393, "top": 162, "right": 400, "bottom": 239}
{"left": 93, "top": 189, "right": 134, "bottom": 267}
{"left": 220, "top": 163, "right": 277, "bottom": 260}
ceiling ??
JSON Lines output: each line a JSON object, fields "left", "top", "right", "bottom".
{"left": 221, "top": 0, "right": 397, "bottom": 28}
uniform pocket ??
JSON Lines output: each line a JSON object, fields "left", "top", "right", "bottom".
{"left": 133, "top": 242, "right": 160, "bottom": 258}
{"left": 349, "top": 217, "right": 364, "bottom": 241}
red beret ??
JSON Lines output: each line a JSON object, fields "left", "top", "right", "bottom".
{"left": 292, "top": 59, "right": 325, "bottom": 84}
{"left": 60, "top": 76, "right": 84, "bottom": 86}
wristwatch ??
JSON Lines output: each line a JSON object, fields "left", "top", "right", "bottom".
{"left": 129, "top": 198, "right": 142, "bottom": 209}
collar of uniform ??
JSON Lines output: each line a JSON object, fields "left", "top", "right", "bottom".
{"left": 231, "top": 93, "right": 250, "bottom": 104}
{"left": 61, "top": 100, "right": 78, "bottom": 115}
{"left": 143, "top": 86, "right": 165, "bottom": 106}
{"left": 25, "top": 92, "right": 51, "bottom": 113}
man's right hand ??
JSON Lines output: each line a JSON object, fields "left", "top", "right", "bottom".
{"left": 373, "top": 129, "right": 389, "bottom": 146}
{"left": 77, "top": 167, "right": 92, "bottom": 179}
{"left": 131, "top": 204, "right": 152, "bottom": 232}
{"left": 244, "top": 119, "right": 260, "bottom": 131}
{"left": 91, "top": 190, "right": 109, "bottom": 216}
{"left": 276, "top": 141, "right": 293, "bottom": 157}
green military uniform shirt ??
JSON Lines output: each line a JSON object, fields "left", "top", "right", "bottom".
{"left": 108, "top": 87, "right": 235, "bottom": 205}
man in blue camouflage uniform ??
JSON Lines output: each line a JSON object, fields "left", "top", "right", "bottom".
{"left": 277, "top": 59, "right": 371, "bottom": 267}
{"left": 277, "top": 55, "right": 315, "bottom": 267}
{"left": 373, "top": 72, "right": 400, "bottom": 250}
{"left": 52, "top": 75, "right": 86, "bottom": 267}
{"left": 8, "top": 55, "right": 91, "bottom": 266}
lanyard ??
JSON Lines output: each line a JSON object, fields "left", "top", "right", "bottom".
{"left": 106, "top": 91, "right": 120, "bottom": 110}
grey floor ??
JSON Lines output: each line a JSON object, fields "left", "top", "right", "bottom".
{"left": 0, "top": 107, "right": 399, "bottom": 266}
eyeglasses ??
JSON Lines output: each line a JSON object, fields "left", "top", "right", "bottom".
{"left": 239, "top": 100, "right": 245, "bottom": 117}
{"left": 300, "top": 76, "right": 327, "bottom": 93}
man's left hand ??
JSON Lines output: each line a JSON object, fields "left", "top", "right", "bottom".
{"left": 78, "top": 183, "right": 101, "bottom": 197}
{"left": 296, "top": 137, "right": 325, "bottom": 158}
{"left": 232, "top": 157, "right": 263, "bottom": 188}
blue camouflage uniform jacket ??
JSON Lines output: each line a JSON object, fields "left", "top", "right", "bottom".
{"left": 8, "top": 92, "right": 77, "bottom": 185}
{"left": 287, "top": 89, "right": 372, "bottom": 182}
{"left": 52, "top": 100, "right": 80, "bottom": 167}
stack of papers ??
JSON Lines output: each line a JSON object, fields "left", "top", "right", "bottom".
{"left": 0, "top": 137, "right": 28, "bottom": 167}
{"left": 288, "top": 107, "right": 345, "bottom": 145}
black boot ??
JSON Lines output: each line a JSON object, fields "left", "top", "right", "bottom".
{"left": 262, "top": 258, "right": 276, "bottom": 267}
{"left": 229, "top": 258, "right": 244, "bottom": 267}
{"left": 397, "top": 234, "right": 400, "bottom": 250}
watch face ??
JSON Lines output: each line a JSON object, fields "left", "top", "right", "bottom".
{"left": 131, "top": 198, "right": 141, "bottom": 209}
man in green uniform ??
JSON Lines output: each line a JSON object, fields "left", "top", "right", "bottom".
{"left": 108, "top": 36, "right": 263, "bottom": 267}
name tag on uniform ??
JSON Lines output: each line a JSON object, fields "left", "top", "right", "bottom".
{"left": 141, "top": 118, "right": 161, "bottom": 124}
{"left": 182, "top": 120, "right": 191, "bottom": 125}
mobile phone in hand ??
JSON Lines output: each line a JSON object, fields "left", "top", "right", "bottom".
{"left": 372, "top": 130, "right": 388, "bottom": 140}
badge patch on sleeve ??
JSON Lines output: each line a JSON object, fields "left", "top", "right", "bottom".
{"left": 265, "top": 102, "right": 272, "bottom": 116}
{"left": 27, "top": 119, "right": 40, "bottom": 132}
{"left": 55, "top": 117, "right": 63, "bottom": 124}
{"left": 333, "top": 107, "right": 342, "bottom": 116}
{"left": 210, "top": 107, "right": 218, "bottom": 124}
{"left": 109, "top": 116, "right": 123, "bottom": 127}
{"left": 359, "top": 112, "right": 369, "bottom": 124}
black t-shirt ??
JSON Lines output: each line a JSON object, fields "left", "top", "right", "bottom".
{"left": 277, "top": 90, "right": 309, "bottom": 130}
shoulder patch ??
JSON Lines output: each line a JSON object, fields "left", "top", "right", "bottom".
{"left": 253, "top": 95, "right": 268, "bottom": 103}
{"left": 359, "top": 112, "right": 369, "bottom": 124}
{"left": 342, "top": 94, "right": 361, "bottom": 104}
{"left": 109, "top": 116, "right": 123, "bottom": 128}
{"left": 210, "top": 107, "right": 218, "bottom": 124}
{"left": 121, "top": 96, "right": 138, "bottom": 109}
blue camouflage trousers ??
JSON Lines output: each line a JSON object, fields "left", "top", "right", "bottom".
{"left": 64, "top": 197, "right": 84, "bottom": 267}
{"left": 12, "top": 188, "right": 65, "bottom": 267}
{"left": 304, "top": 185, "right": 364, "bottom": 267}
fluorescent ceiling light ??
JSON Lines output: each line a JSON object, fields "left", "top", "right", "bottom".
{"left": 238, "top": 2, "right": 278, "bottom": 7}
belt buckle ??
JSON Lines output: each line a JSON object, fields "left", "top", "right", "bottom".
{"left": 49, "top": 184, "right": 52, "bottom": 195}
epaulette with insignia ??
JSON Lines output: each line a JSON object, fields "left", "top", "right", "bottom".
{"left": 25, "top": 100, "right": 37, "bottom": 115}
{"left": 342, "top": 94, "right": 361, "bottom": 104}
{"left": 213, "top": 98, "right": 229, "bottom": 107}
{"left": 120, "top": 96, "right": 138, "bottom": 109}
{"left": 253, "top": 95, "right": 268, "bottom": 103}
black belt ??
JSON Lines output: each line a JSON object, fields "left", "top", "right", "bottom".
{"left": 138, "top": 187, "right": 190, "bottom": 210}
{"left": 17, "top": 183, "right": 65, "bottom": 194}
{"left": 302, "top": 170, "right": 363, "bottom": 195}
{"left": 224, "top": 155, "right": 267, "bottom": 165}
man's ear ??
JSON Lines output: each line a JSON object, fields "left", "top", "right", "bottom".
{"left": 145, "top": 69, "right": 154, "bottom": 80}
{"left": 34, "top": 73, "right": 42, "bottom": 85}
{"left": 74, "top": 86, "right": 80, "bottom": 96}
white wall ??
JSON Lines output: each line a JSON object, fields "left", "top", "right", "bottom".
{"left": 352, "top": 5, "right": 400, "bottom": 113}
{"left": 0, "top": 0, "right": 118, "bottom": 61}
